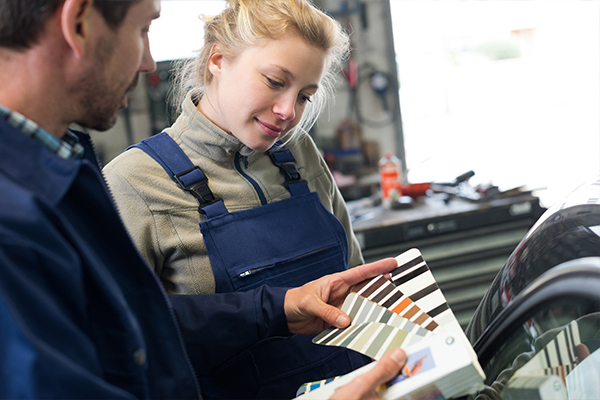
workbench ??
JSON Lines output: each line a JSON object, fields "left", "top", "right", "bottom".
{"left": 348, "top": 193, "right": 546, "bottom": 328}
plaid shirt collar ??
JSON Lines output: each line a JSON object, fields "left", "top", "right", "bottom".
{"left": 0, "top": 104, "right": 84, "bottom": 160}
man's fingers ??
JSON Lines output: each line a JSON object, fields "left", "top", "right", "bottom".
{"left": 366, "top": 348, "right": 407, "bottom": 386}
{"left": 330, "top": 348, "right": 406, "bottom": 400}
{"left": 575, "top": 343, "right": 591, "bottom": 362}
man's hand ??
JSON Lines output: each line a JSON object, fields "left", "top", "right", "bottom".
{"left": 284, "top": 258, "right": 397, "bottom": 335}
{"left": 331, "top": 348, "right": 407, "bottom": 400}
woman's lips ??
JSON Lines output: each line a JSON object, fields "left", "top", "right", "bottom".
{"left": 256, "top": 118, "right": 283, "bottom": 138}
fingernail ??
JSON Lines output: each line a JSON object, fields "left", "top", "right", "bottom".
{"left": 335, "top": 314, "right": 349, "bottom": 328}
{"left": 390, "top": 348, "right": 405, "bottom": 366}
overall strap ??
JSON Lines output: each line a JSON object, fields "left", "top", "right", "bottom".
{"left": 129, "top": 132, "right": 227, "bottom": 218}
{"left": 266, "top": 141, "right": 310, "bottom": 196}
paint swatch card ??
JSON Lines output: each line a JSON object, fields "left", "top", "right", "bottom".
{"left": 392, "top": 248, "right": 485, "bottom": 395}
{"left": 354, "top": 275, "right": 441, "bottom": 333}
{"left": 301, "top": 248, "right": 486, "bottom": 399}
{"left": 340, "top": 292, "right": 432, "bottom": 338}
{"left": 298, "top": 333, "right": 485, "bottom": 400}
{"left": 316, "top": 321, "right": 419, "bottom": 361}
{"left": 296, "top": 376, "right": 342, "bottom": 397}
{"left": 392, "top": 249, "right": 461, "bottom": 336}
{"left": 313, "top": 293, "right": 430, "bottom": 358}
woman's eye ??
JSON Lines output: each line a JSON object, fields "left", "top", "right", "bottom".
{"left": 266, "top": 77, "right": 284, "bottom": 89}
{"left": 298, "top": 94, "right": 312, "bottom": 105}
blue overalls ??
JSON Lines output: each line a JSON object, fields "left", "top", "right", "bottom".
{"left": 132, "top": 132, "right": 370, "bottom": 399}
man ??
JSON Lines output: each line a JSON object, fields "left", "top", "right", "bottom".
{"left": 0, "top": 0, "right": 406, "bottom": 398}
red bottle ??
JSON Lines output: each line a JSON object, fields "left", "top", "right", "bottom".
{"left": 379, "top": 153, "right": 402, "bottom": 208}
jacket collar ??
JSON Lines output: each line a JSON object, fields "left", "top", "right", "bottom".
{"left": 169, "top": 92, "right": 254, "bottom": 162}
{"left": 0, "top": 118, "right": 87, "bottom": 207}
{"left": 168, "top": 92, "right": 296, "bottom": 163}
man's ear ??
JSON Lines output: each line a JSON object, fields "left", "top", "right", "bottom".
{"left": 207, "top": 44, "right": 224, "bottom": 77}
{"left": 60, "top": 0, "right": 94, "bottom": 59}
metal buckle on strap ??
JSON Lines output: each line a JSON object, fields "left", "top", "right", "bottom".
{"left": 174, "top": 166, "right": 221, "bottom": 207}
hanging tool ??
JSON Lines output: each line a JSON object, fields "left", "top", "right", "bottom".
{"left": 370, "top": 71, "right": 390, "bottom": 112}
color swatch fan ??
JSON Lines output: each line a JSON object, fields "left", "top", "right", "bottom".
{"left": 298, "top": 248, "right": 485, "bottom": 400}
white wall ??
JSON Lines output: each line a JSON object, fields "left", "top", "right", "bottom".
{"left": 391, "top": 1, "right": 600, "bottom": 208}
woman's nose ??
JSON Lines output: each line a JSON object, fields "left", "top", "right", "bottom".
{"left": 272, "top": 95, "right": 296, "bottom": 121}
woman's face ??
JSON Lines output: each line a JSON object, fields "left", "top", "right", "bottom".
{"left": 199, "top": 32, "right": 327, "bottom": 152}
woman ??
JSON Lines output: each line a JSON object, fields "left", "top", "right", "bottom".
{"left": 104, "top": 0, "right": 369, "bottom": 398}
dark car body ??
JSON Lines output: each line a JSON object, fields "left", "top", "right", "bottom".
{"left": 464, "top": 177, "right": 600, "bottom": 399}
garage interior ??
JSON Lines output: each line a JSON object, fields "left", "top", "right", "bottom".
{"left": 87, "top": 0, "right": 599, "bottom": 328}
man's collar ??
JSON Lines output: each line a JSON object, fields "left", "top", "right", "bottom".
{"left": 0, "top": 104, "right": 84, "bottom": 160}
{"left": 0, "top": 117, "right": 83, "bottom": 207}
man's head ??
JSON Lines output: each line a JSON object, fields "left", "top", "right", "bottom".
{"left": 67, "top": 0, "right": 160, "bottom": 131}
{"left": 0, "top": 0, "right": 140, "bottom": 50}
{"left": 0, "top": 0, "right": 160, "bottom": 134}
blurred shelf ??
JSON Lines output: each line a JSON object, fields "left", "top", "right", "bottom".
{"left": 350, "top": 193, "right": 546, "bottom": 329}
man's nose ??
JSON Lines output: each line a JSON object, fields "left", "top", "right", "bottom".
{"left": 139, "top": 41, "right": 156, "bottom": 73}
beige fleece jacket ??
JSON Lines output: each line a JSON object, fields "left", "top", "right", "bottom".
{"left": 103, "top": 93, "right": 364, "bottom": 294}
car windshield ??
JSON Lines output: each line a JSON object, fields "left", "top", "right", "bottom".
{"left": 475, "top": 297, "right": 600, "bottom": 399}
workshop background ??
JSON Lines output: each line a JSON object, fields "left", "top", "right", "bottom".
{"left": 89, "top": 0, "right": 600, "bottom": 327}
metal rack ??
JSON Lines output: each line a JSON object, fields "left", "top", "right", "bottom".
{"left": 350, "top": 193, "right": 546, "bottom": 328}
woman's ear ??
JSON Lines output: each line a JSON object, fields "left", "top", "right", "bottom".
{"left": 207, "top": 44, "right": 224, "bottom": 77}
{"left": 60, "top": 0, "right": 94, "bottom": 59}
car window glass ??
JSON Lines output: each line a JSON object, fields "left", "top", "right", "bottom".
{"left": 475, "top": 298, "right": 600, "bottom": 399}
{"left": 566, "top": 346, "right": 600, "bottom": 399}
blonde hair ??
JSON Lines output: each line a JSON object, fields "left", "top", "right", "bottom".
{"left": 171, "top": 0, "right": 350, "bottom": 136}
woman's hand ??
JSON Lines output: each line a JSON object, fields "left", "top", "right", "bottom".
{"left": 283, "top": 257, "right": 397, "bottom": 335}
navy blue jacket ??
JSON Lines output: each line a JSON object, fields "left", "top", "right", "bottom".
{"left": 0, "top": 119, "right": 289, "bottom": 399}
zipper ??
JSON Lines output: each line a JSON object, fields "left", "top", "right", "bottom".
{"left": 237, "top": 246, "right": 332, "bottom": 278}
{"left": 83, "top": 134, "right": 202, "bottom": 398}
{"left": 234, "top": 152, "right": 268, "bottom": 206}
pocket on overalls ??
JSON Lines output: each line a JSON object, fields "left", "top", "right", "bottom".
{"left": 230, "top": 244, "right": 346, "bottom": 291}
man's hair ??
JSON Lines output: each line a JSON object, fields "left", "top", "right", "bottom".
{"left": 0, "top": 0, "right": 140, "bottom": 50}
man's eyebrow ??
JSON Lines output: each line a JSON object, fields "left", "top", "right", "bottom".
{"left": 273, "top": 65, "right": 319, "bottom": 90}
